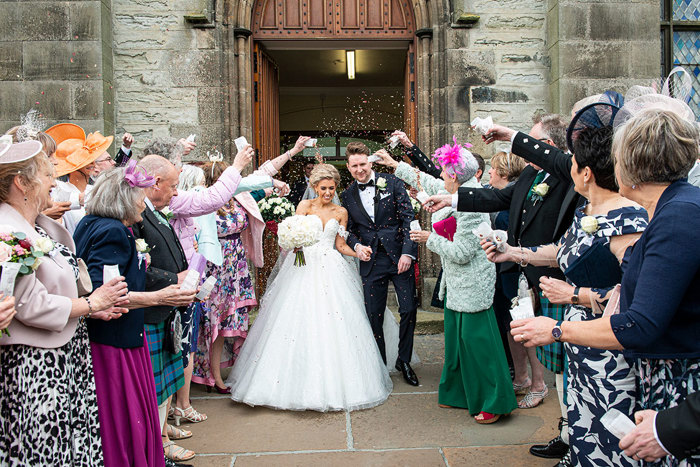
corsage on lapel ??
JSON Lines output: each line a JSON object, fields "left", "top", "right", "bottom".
{"left": 135, "top": 238, "right": 151, "bottom": 269}
{"left": 376, "top": 177, "right": 387, "bottom": 191}
{"left": 530, "top": 182, "right": 549, "bottom": 204}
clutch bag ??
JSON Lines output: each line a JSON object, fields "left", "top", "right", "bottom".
{"left": 564, "top": 241, "right": 621, "bottom": 289}
{"left": 432, "top": 216, "right": 457, "bottom": 241}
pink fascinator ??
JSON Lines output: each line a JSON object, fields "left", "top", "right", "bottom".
{"left": 124, "top": 159, "right": 156, "bottom": 188}
{"left": 432, "top": 136, "right": 478, "bottom": 179}
{"left": 0, "top": 135, "right": 43, "bottom": 164}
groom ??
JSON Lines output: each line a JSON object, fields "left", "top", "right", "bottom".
{"left": 341, "top": 142, "right": 419, "bottom": 386}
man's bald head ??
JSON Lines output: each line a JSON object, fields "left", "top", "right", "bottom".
{"left": 138, "top": 155, "right": 180, "bottom": 209}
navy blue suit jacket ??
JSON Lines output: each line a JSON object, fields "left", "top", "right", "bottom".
{"left": 341, "top": 173, "right": 417, "bottom": 277}
{"left": 74, "top": 215, "right": 146, "bottom": 349}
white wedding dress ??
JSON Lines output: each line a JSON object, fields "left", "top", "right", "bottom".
{"left": 226, "top": 215, "right": 393, "bottom": 412}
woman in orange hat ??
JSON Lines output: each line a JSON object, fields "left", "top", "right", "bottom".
{"left": 45, "top": 124, "right": 114, "bottom": 234}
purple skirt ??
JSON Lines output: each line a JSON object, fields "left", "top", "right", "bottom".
{"left": 91, "top": 335, "right": 165, "bottom": 467}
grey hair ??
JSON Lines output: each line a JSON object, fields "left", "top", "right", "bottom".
{"left": 447, "top": 149, "right": 480, "bottom": 184}
{"left": 142, "top": 137, "right": 184, "bottom": 168}
{"left": 533, "top": 113, "right": 568, "bottom": 150}
{"left": 85, "top": 167, "right": 145, "bottom": 222}
{"left": 178, "top": 164, "right": 205, "bottom": 191}
{"left": 137, "top": 154, "right": 175, "bottom": 178}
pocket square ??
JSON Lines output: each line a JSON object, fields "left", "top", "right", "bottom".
{"left": 380, "top": 192, "right": 391, "bottom": 200}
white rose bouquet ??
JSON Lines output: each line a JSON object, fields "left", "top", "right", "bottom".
{"left": 277, "top": 215, "right": 321, "bottom": 266}
{"left": 258, "top": 196, "right": 295, "bottom": 223}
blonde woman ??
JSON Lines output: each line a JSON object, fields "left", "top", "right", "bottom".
{"left": 226, "top": 164, "right": 392, "bottom": 412}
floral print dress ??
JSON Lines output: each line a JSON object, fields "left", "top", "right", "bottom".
{"left": 192, "top": 200, "right": 257, "bottom": 386}
{"left": 557, "top": 205, "right": 648, "bottom": 467}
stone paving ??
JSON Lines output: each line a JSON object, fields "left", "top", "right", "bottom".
{"left": 179, "top": 334, "right": 558, "bottom": 467}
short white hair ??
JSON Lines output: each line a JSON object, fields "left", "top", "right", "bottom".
{"left": 179, "top": 164, "right": 205, "bottom": 191}
{"left": 86, "top": 168, "right": 144, "bottom": 222}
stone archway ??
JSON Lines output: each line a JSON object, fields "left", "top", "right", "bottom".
{"left": 220, "top": 0, "right": 450, "bottom": 154}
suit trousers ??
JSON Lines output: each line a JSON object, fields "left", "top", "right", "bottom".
{"left": 362, "top": 249, "right": 417, "bottom": 364}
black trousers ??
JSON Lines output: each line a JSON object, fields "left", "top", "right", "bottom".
{"left": 362, "top": 249, "right": 417, "bottom": 364}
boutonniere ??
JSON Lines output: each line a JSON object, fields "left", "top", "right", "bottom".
{"left": 161, "top": 206, "right": 174, "bottom": 221}
{"left": 580, "top": 216, "right": 599, "bottom": 235}
{"left": 376, "top": 177, "right": 387, "bottom": 191}
{"left": 135, "top": 238, "right": 151, "bottom": 268}
{"left": 530, "top": 182, "right": 550, "bottom": 203}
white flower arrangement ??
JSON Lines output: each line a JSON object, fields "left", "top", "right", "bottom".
{"left": 277, "top": 215, "right": 321, "bottom": 266}
{"left": 580, "top": 215, "right": 599, "bottom": 235}
{"left": 34, "top": 237, "right": 54, "bottom": 254}
{"left": 258, "top": 196, "right": 294, "bottom": 223}
{"left": 160, "top": 206, "right": 174, "bottom": 221}
{"left": 135, "top": 238, "right": 150, "bottom": 253}
{"left": 376, "top": 177, "right": 387, "bottom": 190}
{"left": 532, "top": 182, "right": 549, "bottom": 197}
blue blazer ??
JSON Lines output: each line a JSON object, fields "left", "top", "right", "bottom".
{"left": 74, "top": 215, "right": 146, "bottom": 349}
{"left": 611, "top": 181, "right": 700, "bottom": 359}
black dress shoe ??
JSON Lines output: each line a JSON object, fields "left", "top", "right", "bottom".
{"left": 529, "top": 436, "right": 569, "bottom": 459}
{"left": 395, "top": 359, "right": 419, "bottom": 386}
{"left": 165, "top": 459, "right": 193, "bottom": 467}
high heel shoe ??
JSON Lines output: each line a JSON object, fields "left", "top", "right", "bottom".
{"left": 206, "top": 383, "right": 231, "bottom": 394}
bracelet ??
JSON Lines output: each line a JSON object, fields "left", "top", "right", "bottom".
{"left": 85, "top": 297, "right": 93, "bottom": 318}
{"left": 518, "top": 246, "right": 529, "bottom": 267}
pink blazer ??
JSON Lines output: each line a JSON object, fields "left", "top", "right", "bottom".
{"left": 0, "top": 204, "right": 77, "bottom": 349}
{"left": 170, "top": 166, "right": 242, "bottom": 262}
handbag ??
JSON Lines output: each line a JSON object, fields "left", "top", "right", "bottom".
{"left": 76, "top": 258, "right": 93, "bottom": 296}
{"left": 432, "top": 216, "right": 457, "bottom": 241}
{"left": 564, "top": 241, "right": 621, "bottom": 289}
{"left": 164, "top": 309, "right": 183, "bottom": 354}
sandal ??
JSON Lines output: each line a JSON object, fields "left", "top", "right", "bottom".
{"left": 165, "top": 424, "right": 192, "bottom": 440}
{"left": 163, "top": 441, "right": 195, "bottom": 462}
{"left": 512, "top": 378, "right": 532, "bottom": 395}
{"left": 174, "top": 405, "right": 208, "bottom": 426}
{"left": 474, "top": 411, "right": 502, "bottom": 424}
{"left": 167, "top": 406, "right": 175, "bottom": 421}
{"left": 518, "top": 385, "right": 548, "bottom": 409}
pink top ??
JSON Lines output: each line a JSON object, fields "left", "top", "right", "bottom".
{"left": 0, "top": 204, "right": 77, "bottom": 349}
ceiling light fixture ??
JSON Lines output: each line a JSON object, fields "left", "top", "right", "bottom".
{"left": 346, "top": 50, "right": 356, "bottom": 80}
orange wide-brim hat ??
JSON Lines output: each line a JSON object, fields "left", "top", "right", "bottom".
{"left": 54, "top": 131, "right": 113, "bottom": 177}
{"left": 45, "top": 123, "right": 86, "bottom": 148}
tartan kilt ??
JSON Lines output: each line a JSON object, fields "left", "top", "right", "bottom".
{"left": 535, "top": 293, "right": 566, "bottom": 374}
{"left": 145, "top": 321, "right": 185, "bottom": 405}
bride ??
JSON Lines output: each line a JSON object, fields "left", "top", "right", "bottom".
{"left": 226, "top": 164, "right": 393, "bottom": 412}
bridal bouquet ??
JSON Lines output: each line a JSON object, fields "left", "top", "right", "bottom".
{"left": 277, "top": 215, "right": 320, "bottom": 266}
{"left": 258, "top": 196, "right": 294, "bottom": 223}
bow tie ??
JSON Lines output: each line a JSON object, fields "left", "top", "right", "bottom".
{"left": 358, "top": 179, "right": 375, "bottom": 191}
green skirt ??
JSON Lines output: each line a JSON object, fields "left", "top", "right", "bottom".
{"left": 439, "top": 306, "right": 517, "bottom": 415}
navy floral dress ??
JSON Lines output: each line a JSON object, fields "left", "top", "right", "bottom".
{"left": 557, "top": 205, "right": 648, "bottom": 467}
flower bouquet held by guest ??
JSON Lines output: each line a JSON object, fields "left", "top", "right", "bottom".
{"left": 0, "top": 137, "right": 128, "bottom": 466}
{"left": 376, "top": 141, "right": 517, "bottom": 424}
{"left": 510, "top": 103, "right": 700, "bottom": 467}
{"left": 227, "top": 164, "right": 392, "bottom": 411}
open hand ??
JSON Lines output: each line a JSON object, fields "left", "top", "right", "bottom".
{"left": 374, "top": 149, "right": 398, "bottom": 169}
{"left": 510, "top": 316, "right": 557, "bottom": 347}
{"left": 423, "top": 194, "right": 451, "bottom": 212}
{"left": 482, "top": 124, "right": 516, "bottom": 145}
{"left": 42, "top": 201, "right": 72, "bottom": 220}
{"left": 397, "top": 255, "right": 413, "bottom": 274}
{"left": 619, "top": 410, "right": 667, "bottom": 462}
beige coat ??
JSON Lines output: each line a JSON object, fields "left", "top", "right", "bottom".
{"left": 0, "top": 203, "right": 78, "bottom": 348}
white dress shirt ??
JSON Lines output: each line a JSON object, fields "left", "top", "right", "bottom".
{"left": 358, "top": 171, "right": 377, "bottom": 222}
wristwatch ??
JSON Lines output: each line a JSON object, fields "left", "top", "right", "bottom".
{"left": 552, "top": 320, "right": 564, "bottom": 342}
{"left": 571, "top": 287, "right": 580, "bottom": 305}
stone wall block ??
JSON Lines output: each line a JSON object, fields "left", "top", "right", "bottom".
{"left": 114, "top": 50, "right": 168, "bottom": 71}
{"left": 446, "top": 86, "right": 471, "bottom": 124}
{"left": 0, "top": 43, "right": 23, "bottom": 81}
{"left": 485, "top": 14, "right": 545, "bottom": 29}
{"left": 558, "top": 41, "right": 628, "bottom": 79}
{"left": 446, "top": 28, "right": 469, "bottom": 49}
{"left": 471, "top": 86, "right": 530, "bottom": 103}
{"left": 198, "top": 87, "right": 225, "bottom": 123}
{"left": 113, "top": 13, "right": 181, "bottom": 30}
{"left": 70, "top": 1, "right": 101, "bottom": 41}
{"left": 171, "top": 124, "right": 224, "bottom": 161}
{"left": 169, "top": 50, "right": 222, "bottom": 87}
{"left": 20, "top": 2, "right": 70, "bottom": 41}
{"left": 23, "top": 41, "right": 71, "bottom": 80}
{"left": 470, "top": 0, "right": 546, "bottom": 14}
{"left": 69, "top": 41, "right": 102, "bottom": 80}
{"left": 446, "top": 49, "right": 496, "bottom": 87}
{"left": 196, "top": 29, "right": 217, "bottom": 49}
{"left": 22, "top": 82, "right": 72, "bottom": 121}
{"left": 589, "top": 3, "right": 659, "bottom": 41}
{"left": 472, "top": 34, "right": 545, "bottom": 49}
{"left": 558, "top": 3, "right": 588, "bottom": 40}
{"left": 0, "top": 4, "right": 24, "bottom": 42}
{"left": 72, "top": 81, "right": 103, "bottom": 120}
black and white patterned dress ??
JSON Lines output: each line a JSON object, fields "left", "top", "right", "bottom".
{"left": 0, "top": 227, "right": 103, "bottom": 466}
{"left": 557, "top": 206, "right": 648, "bottom": 467}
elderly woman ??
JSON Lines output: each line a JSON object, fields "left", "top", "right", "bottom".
{"left": 511, "top": 106, "right": 699, "bottom": 467}
{"left": 73, "top": 163, "right": 197, "bottom": 466}
{"left": 377, "top": 145, "right": 517, "bottom": 424}
{"left": 0, "top": 138, "right": 127, "bottom": 466}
